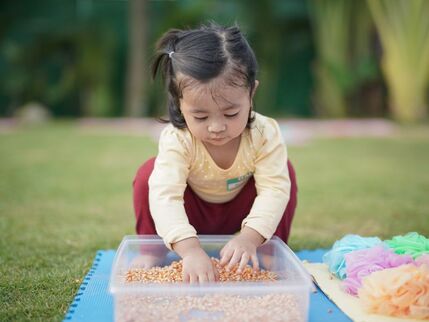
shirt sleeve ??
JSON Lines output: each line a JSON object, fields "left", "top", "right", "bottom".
{"left": 241, "top": 118, "right": 291, "bottom": 240}
{"left": 148, "top": 126, "right": 197, "bottom": 250}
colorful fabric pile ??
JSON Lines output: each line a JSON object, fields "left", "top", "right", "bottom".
{"left": 323, "top": 232, "right": 429, "bottom": 320}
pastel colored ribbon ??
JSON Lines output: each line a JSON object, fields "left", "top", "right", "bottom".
{"left": 415, "top": 254, "right": 429, "bottom": 266}
{"left": 342, "top": 245, "right": 413, "bottom": 295}
{"left": 323, "top": 234, "right": 382, "bottom": 279}
{"left": 358, "top": 263, "right": 429, "bottom": 319}
{"left": 384, "top": 232, "right": 429, "bottom": 259}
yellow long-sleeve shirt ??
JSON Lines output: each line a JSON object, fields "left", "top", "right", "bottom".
{"left": 148, "top": 112, "right": 291, "bottom": 249}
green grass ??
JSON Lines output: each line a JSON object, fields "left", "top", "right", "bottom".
{"left": 1, "top": 122, "right": 429, "bottom": 321}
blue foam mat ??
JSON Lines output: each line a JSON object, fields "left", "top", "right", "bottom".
{"left": 64, "top": 249, "right": 351, "bottom": 322}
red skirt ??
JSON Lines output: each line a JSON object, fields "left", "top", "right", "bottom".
{"left": 133, "top": 158, "right": 297, "bottom": 243}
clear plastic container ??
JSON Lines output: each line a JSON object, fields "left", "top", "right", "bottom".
{"left": 109, "top": 235, "right": 313, "bottom": 322}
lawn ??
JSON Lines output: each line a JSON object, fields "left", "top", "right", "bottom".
{"left": 1, "top": 121, "right": 428, "bottom": 321}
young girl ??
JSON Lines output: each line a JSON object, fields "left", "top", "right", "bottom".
{"left": 133, "top": 23, "right": 297, "bottom": 284}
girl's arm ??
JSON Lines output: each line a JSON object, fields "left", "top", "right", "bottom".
{"left": 221, "top": 117, "right": 290, "bottom": 272}
{"left": 149, "top": 126, "right": 218, "bottom": 283}
{"left": 242, "top": 117, "right": 290, "bottom": 242}
{"left": 149, "top": 126, "right": 197, "bottom": 250}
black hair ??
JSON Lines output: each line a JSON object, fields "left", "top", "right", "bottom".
{"left": 151, "top": 22, "right": 258, "bottom": 129}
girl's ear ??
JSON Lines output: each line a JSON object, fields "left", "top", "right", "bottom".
{"left": 251, "top": 80, "right": 259, "bottom": 99}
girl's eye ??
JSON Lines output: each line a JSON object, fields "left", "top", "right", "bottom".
{"left": 194, "top": 116, "right": 208, "bottom": 121}
{"left": 225, "top": 112, "right": 239, "bottom": 118}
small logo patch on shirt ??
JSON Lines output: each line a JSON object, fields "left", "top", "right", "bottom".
{"left": 226, "top": 172, "right": 253, "bottom": 191}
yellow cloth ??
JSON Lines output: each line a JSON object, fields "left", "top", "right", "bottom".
{"left": 148, "top": 112, "right": 291, "bottom": 249}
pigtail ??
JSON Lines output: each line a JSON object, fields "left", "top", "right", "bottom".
{"left": 152, "top": 29, "right": 187, "bottom": 128}
{"left": 151, "top": 29, "right": 181, "bottom": 81}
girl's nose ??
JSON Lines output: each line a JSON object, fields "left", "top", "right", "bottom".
{"left": 208, "top": 122, "right": 226, "bottom": 133}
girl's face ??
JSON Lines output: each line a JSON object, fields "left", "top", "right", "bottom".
{"left": 180, "top": 80, "right": 259, "bottom": 148}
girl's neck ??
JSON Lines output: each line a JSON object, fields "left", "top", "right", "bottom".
{"left": 202, "top": 135, "right": 242, "bottom": 170}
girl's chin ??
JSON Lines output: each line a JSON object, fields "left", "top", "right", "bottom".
{"left": 204, "top": 135, "right": 240, "bottom": 147}
{"left": 205, "top": 139, "right": 228, "bottom": 146}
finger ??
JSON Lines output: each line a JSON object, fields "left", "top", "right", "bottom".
{"left": 210, "top": 263, "right": 219, "bottom": 282}
{"left": 213, "top": 263, "right": 220, "bottom": 281}
{"left": 220, "top": 248, "right": 234, "bottom": 267}
{"left": 131, "top": 256, "right": 148, "bottom": 269}
{"left": 226, "top": 250, "right": 242, "bottom": 271}
{"left": 237, "top": 253, "right": 250, "bottom": 274}
{"left": 183, "top": 272, "right": 190, "bottom": 283}
{"left": 219, "top": 247, "right": 225, "bottom": 258}
{"left": 219, "top": 247, "right": 230, "bottom": 266}
{"left": 208, "top": 270, "right": 216, "bottom": 282}
{"left": 189, "top": 274, "right": 198, "bottom": 284}
{"left": 199, "top": 273, "right": 208, "bottom": 284}
{"left": 251, "top": 254, "right": 260, "bottom": 271}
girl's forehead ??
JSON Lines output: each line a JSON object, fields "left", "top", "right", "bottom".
{"left": 181, "top": 79, "right": 249, "bottom": 108}
{"left": 182, "top": 88, "right": 247, "bottom": 110}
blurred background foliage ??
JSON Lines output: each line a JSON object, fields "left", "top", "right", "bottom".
{"left": 0, "top": 0, "right": 428, "bottom": 122}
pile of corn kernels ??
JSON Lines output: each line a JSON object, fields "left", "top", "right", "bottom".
{"left": 116, "top": 293, "right": 303, "bottom": 322}
{"left": 118, "top": 258, "right": 304, "bottom": 322}
{"left": 125, "top": 258, "right": 278, "bottom": 283}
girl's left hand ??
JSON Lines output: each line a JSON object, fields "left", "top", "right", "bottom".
{"left": 219, "top": 226, "right": 265, "bottom": 273}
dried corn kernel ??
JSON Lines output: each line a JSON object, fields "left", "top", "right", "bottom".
{"left": 125, "top": 258, "right": 277, "bottom": 283}
{"left": 117, "top": 258, "right": 303, "bottom": 321}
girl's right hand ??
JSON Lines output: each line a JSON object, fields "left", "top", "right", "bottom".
{"left": 182, "top": 248, "right": 219, "bottom": 283}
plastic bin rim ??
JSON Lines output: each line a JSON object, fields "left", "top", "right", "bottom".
{"left": 109, "top": 235, "right": 313, "bottom": 294}
{"left": 109, "top": 282, "right": 312, "bottom": 294}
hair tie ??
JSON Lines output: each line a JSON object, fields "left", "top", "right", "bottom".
{"left": 168, "top": 51, "right": 174, "bottom": 59}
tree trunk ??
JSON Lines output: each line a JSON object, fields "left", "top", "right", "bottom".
{"left": 124, "top": 0, "right": 147, "bottom": 117}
